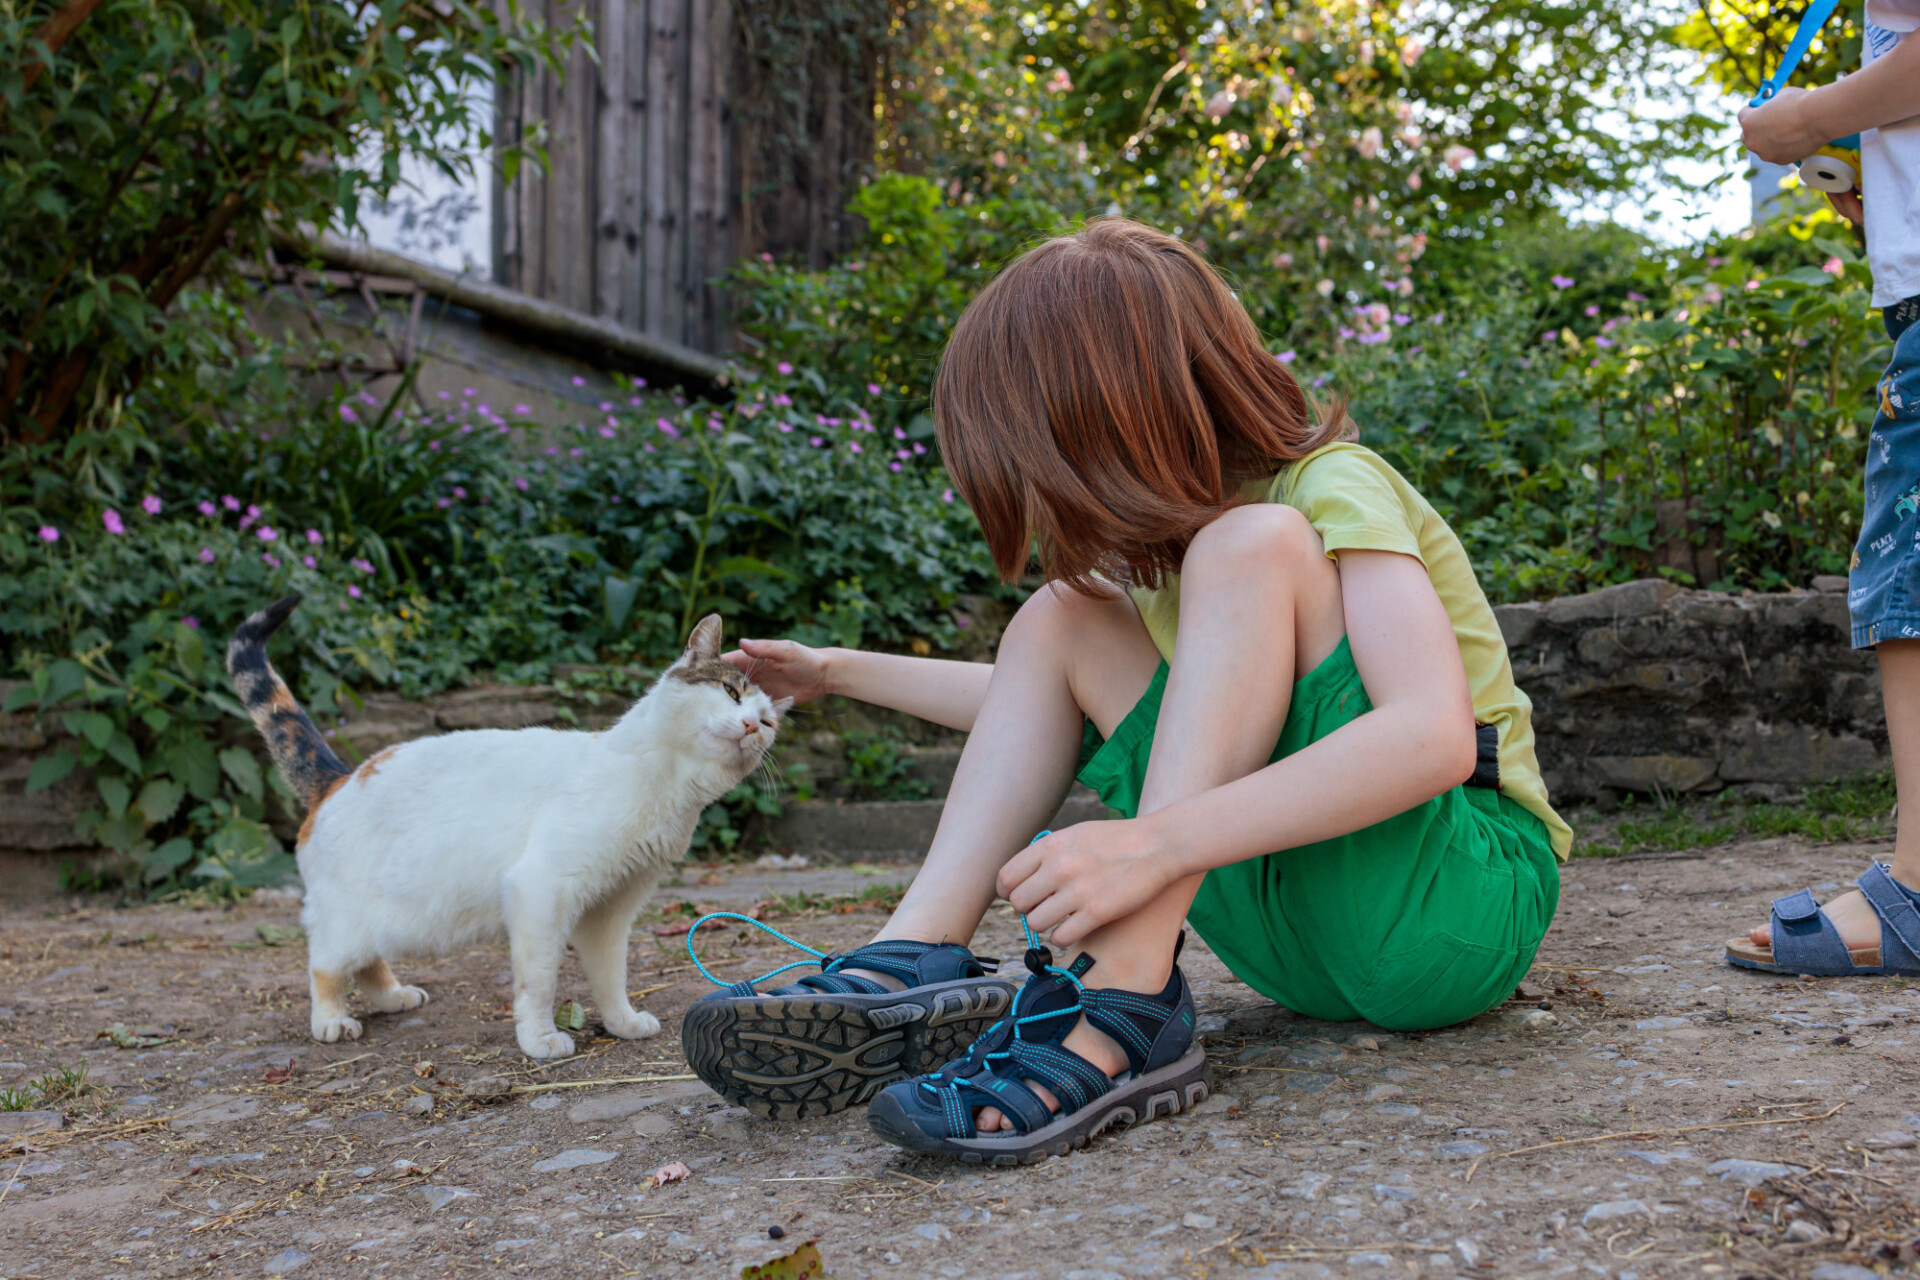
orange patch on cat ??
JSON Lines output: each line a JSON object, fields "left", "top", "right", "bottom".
{"left": 296, "top": 774, "right": 349, "bottom": 850}
{"left": 354, "top": 745, "right": 400, "bottom": 786}
{"left": 310, "top": 968, "right": 351, "bottom": 1007}
{"left": 269, "top": 682, "right": 299, "bottom": 712}
{"left": 355, "top": 958, "right": 398, "bottom": 992}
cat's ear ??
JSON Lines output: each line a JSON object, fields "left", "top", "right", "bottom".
{"left": 685, "top": 613, "right": 723, "bottom": 660}
{"left": 769, "top": 696, "right": 794, "bottom": 721}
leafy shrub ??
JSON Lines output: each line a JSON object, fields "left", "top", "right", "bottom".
{"left": 842, "top": 728, "right": 931, "bottom": 802}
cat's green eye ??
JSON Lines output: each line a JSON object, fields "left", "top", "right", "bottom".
{"left": 725, "top": 685, "right": 741, "bottom": 703}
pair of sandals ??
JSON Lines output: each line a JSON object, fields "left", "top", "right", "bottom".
{"left": 1724, "top": 861, "right": 1920, "bottom": 976}
{"left": 679, "top": 913, "right": 1210, "bottom": 1163}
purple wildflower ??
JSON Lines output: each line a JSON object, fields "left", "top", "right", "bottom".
{"left": 867, "top": 383, "right": 882, "bottom": 396}
{"left": 570, "top": 376, "right": 585, "bottom": 387}
{"left": 348, "top": 585, "right": 362, "bottom": 599}
{"left": 1550, "top": 275, "right": 1574, "bottom": 289}
{"left": 569, "top": 447, "right": 584, "bottom": 457}
{"left": 777, "top": 362, "right": 794, "bottom": 375}
{"left": 453, "top": 487, "right": 467, "bottom": 499}
{"left": 141, "top": 494, "right": 162, "bottom": 515}
{"left": 890, "top": 461, "right": 903, "bottom": 472}
{"left": 894, "top": 427, "right": 907, "bottom": 440}
{"left": 1277, "top": 350, "right": 1296, "bottom": 364}
{"left": 340, "top": 405, "right": 358, "bottom": 422}
{"left": 257, "top": 527, "right": 278, "bottom": 542}
{"left": 437, "top": 390, "right": 451, "bottom": 400}
{"left": 198, "top": 547, "right": 214, "bottom": 563}
{"left": 778, "top": 422, "right": 794, "bottom": 433}
{"left": 913, "top": 443, "right": 926, "bottom": 455}
{"left": 810, "top": 436, "right": 825, "bottom": 447}
{"left": 198, "top": 501, "right": 217, "bottom": 518}
{"left": 303, "top": 555, "right": 317, "bottom": 569}
{"left": 849, "top": 442, "right": 863, "bottom": 454}
{"left": 514, "top": 477, "right": 530, "bottom": 491}
{"left": 37, "top": 525, "right": 58, "bottom": 543}
{"left": 657, "top": 419, "right": 680, "bottom": 439}
{"left": 307, "top": 529, "right": 323, "bottom": 545}
{"left": 351, "top": 557, "right": 375, "bottom": 574}
{"left": 599, "top": 401, "right": 613, "bottom": 412}
{"left": 942, "top": 488, "right": 954, "bottom": 503}
{"left": 263, "top": 552, "right": 280, "bottom": 568}
{"left": 183, "top": 616, "right": 199, "bottom": 630}
{"left": 222, "top": 495, "right": 240, "bottom": 511}
{"left": 515, "top": 404, "right": 531, "bottom": 415}
{"left": 102, "top": 510, "right": 125, "bottom": 535}
{"left": 599, "top": 425, "right": 616, "bottom": 438}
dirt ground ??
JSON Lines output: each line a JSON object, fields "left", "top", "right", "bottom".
{"left": 3, "top": 839, "right": 1918, "bottom": 1280}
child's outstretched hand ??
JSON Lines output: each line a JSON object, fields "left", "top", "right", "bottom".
{"left": 1739, "top": 89, "right": 1826, "bottom": 165}
{"left": 723, "top": 637, "right": 831, "bottom": 705}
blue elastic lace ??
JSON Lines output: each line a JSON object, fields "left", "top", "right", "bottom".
{"left": 683, "top": 911, "right": 832, "bottom": 989}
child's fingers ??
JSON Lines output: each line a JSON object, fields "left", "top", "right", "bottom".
{"left": 996, "top": 844, "right": 1042, "bottom": 899}
{"left": 721, "top": 650, "right": 752, "bottom": 672}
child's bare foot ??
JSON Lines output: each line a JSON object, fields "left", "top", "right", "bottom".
{"left": 1748, "top": 887, "right": 1885, "bottom": 951}
{"left": 974, "top": 1014, "right": 1130, "bottom": 1131}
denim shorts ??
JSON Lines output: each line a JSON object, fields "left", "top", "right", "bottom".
{"left": 1850, "top": 302, "right": 1920, "bottom": 648}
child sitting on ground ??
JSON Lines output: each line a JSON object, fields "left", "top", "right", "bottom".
{"left": 681, "top": 219, "right": 1572, "bottom": 1161}
{"left": 1730, "top": 4, "right": 1920, "bottom": 976}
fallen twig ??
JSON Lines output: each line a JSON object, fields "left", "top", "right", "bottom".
{"left": 1465, "top": 1102, "right": 1847, "bottom": 1181}
{"left": 508, "top": 1073, "right": 697, "bottom": 1095}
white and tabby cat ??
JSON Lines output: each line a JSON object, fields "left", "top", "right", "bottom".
{"left": 226, "top": 597, "right": 786, "bottom": 1059}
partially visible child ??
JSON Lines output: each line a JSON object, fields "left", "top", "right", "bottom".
{"left": 1731, "top": 7, "right": 1920, "bottom": 974}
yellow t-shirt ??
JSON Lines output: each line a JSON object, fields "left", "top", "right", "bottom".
{"left": 1129, "top": 442, "right": 1573, "bottom": 860}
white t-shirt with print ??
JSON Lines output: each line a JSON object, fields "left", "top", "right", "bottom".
{"left": 1863, "top": 0, "right": 1920, "bottom": 307}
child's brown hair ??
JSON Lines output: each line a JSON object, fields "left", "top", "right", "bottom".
{"left": 934, "top": 218, "right": 1347, "bottom": 591}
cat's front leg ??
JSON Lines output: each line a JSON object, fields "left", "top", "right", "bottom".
{"left": 504, "top": 865, "right": 576, "bottom": 1060}
{"left": 574, "top": 878, "right": 661, "bottom": 1041}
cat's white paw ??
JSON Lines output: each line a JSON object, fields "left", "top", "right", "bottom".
{"left": 367, "top": 984, "right": 430, "bottom": 1013}
{"left": 603, "top": 1008, "right": 661, "bottom": 1040}
{"left": 313, "top": 1015, "right": 363, "bottom": 1043}
{"left": 518, "top": 1028, "right": 576, "bottom": 1060}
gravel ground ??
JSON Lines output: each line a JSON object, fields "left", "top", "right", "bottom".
{"left": 3, "top": 839, "right": 1918, "bottom": 1280}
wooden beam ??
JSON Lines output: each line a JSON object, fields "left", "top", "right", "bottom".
{"left": 274, "top": 230, "right": 731, "bottom": 385}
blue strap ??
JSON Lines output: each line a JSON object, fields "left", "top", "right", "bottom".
{"left": 1768, "top": 889, "right": 1860, "bottom": 973}
{"left": 685, "top": 912, "right": 831, "bottom": 990}
{"left": 1857, "top": 863, "right": 1920, "bottom": 970}
{"left": 1752, "top": 0, "right": 1844, "bottom": 106}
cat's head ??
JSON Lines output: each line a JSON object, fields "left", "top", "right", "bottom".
{"left": 655, "top": 614, "right": 789, "bottom": 770}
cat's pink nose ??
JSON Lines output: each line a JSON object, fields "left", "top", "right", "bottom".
{"left": 740, "top": 718, "right": 759, "bottom": 738}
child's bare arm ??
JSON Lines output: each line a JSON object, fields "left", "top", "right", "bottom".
{"left": 724, "top": 637, "right": 992, "bottom": 732}
{"left": 1740, "top": 36, "right": 1920, "bottom": 164}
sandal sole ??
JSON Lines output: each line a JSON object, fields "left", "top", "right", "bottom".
{"left": 866, "top": 1046, "right": 1213, "bottom": 1165}
{"left": 1723, "top": 937, "right": 1898, "bottom": 976}
{"left": 680, "top": 978, "right": 1016, "bottom": 1120}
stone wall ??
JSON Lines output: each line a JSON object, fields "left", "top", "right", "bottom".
{"left": 0, "top": 578, "right": 1889, "bottom": 878}
{"left": 1496, "top": 577, "right": 1883, "bottom": 802}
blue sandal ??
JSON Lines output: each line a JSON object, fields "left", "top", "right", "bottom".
{"left": 679, "top": 914, "right": 1016, "bottom": 1119}
{"left": 865, "top": 926, "right": 1211, "bottom": 1165}
{"left": 1725, "top": 862, "right": 1920, "bottom": 976}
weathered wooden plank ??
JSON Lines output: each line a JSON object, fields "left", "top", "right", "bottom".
{"left": 642, "top": 0, "right": 685, "bottom": 345}
{"left": 592, "top": 0, "right": 629, "bottom": 320}
{"left": 546, "top": 0, "right": 599, "bottom": 311}
{"left": 684, "top": 0, "right": 714, "bottom": 351}
{"left": 614, "top": 0, "right": 651, "bottom": 330}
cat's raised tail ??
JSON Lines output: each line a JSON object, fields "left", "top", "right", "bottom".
{"left": 226, "top": 595, "right": 352, "bottom": 810}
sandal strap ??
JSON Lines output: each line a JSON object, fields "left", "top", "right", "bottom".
{"left": 1768, "top": 889, "right": 1859, "bottom": 974}
{"left": 1858, "top": 863, "right": 1920, "bottom": 969}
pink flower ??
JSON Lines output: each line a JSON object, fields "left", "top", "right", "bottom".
{"left": 570, "top": 376, "right": 585, "bottom": 387}
{"left": 867, "top": 383, "right": 882, "bottom": 396}
{"left": 849, "top": 442, "right": 863, "bottom": 454}
{"left": 102, "top": 509, "right": 125, "bottom": 535}
{"left": 437, "top": 390, "right": 451, "bottom": 400}
{"left": 896, "top": 448, "right": 911, "bottom": 460}
{"left": 777, "top": 362, "right": 794, "bottom": 375}
{"left": 1277, "top": 350, "right": 1296, "bottom": 364}
{"left": 1046, "top": 67, "right": 1072, "bottom": 93}
{"left": 894, "top": 427, "right": 907, "bottom": 440}
{"left": 141, "top": 494, "right": 162, "bottom": 515}
{"left": 436, "top": 497, "right": 451, "bottom": 508}
{"left": 890, "top": 461, "right": 903, "bottom": 473}
{"left": 1338, "top": 327, "right": 1356, "bottom": 340}
{"left": 1357, "top": 126, "right": 1383, "bottom": 160}
{"left": 707, "top": 416, "right": 723, "bottom": 432}
{"left": 657, "top": 418, "right": 680, "bottom": 439}
{"left": 306, "top": 529, "right": 323, "bottom": 545}
{"left": 629, "top": 396, "right": 644, "bottom": 406}
{"left": 598, "top": 425, "right": 616, "bottom": 438}
{"left": 545, "top": 446, "right": 559, "bottom": 456}
{"left": 942, "top": 488, "right": 954, "bottom": 503}
{"left": 351, "top": 557, "right": 375, "bottom": 574}
{"left": 810, "top": 436, "right": 825, "bottom": 447}
{"left": 303, "top": 555, "right": 317, "bottom": 568}
{"left": 1400, "top": 37, "right": 1426, "bottom": 64}
{"left": 1627, "top": 291, "right": 1647, "bottom": 302}
{"left": 257, "top": 526, "right": 278, "bottom": 542}
{"left": 635, "top": 378, "right": 648, "bottom": 388}
{"left": 246, "top": 504, "right": 260, "bottom": 519}
{"left": 222, "top": 495, "right": 240, "bottom": 511}
{"left": 198, "top": 501, "right": 217, "bottom": 517}
{"left": 760, "top": 252, "right": 773, "bottom": 262}
{"left": 198, "top": 547, "right": 214, "bottom": 563}
{"left": 778, "top": 422, "right": 794, "bottom": 433}
{"left": 1443, "top": 144, "right": 1475, "bottom": 172}
{"left": 37, "top": 525, "right": 58, "bottom": 543}
{"left": 514, "top": 476, "right": 530, "bottom": 490}
{"left": 1822, "top": 256, "right": 1845, "bottom": 276}
{"left": 182, "top": 616, "right": 199, "bottom": 630}
{"left": 569, "top": 447, "right": 584, "bottom": 457}
{"left": 515, "top": 404, "right": 531, "bottom": 415}
{"left": 773, "top": 394, "right": 792, "bottom": 407}
{"left": 1543, "top": 329, "right": 1560, "bottom": 342}
{"left": 599, "top": 401, "right": 613, "bottom": 412}
{"left": 913, "top": 442, "right": 926, "bottom": 455}
{"left": 1550, "top": 275, "right": 1574, "bottom": 289}
{"left": 348, "top": 585, "right": 362, "bottom": 599}
{"left": 339, "top": 405, "right": 358, "bottom": 422}
{"left": 453, "top": 487, "right": 467, "bottom": 499}
{"left": 1596, "top": 337, "right": 1616, "bottom": 349}
{"left": 262, "top": 552, "right": 280, "bottom": 567}
{"left": 477, "top": 403, "right": 491, "bottom": 416}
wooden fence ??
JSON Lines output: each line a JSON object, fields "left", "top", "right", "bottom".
{"left": 492, "top": 0, "right": 883, "bottom": 356}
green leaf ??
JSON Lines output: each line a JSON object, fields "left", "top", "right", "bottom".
{"left": 603, "top": 575, "right": 642, "bottom": 631}
{"left": 98, "top": 775, "right": 132, "bottom": 817}
{"left": 136, "top": 778, "right": 185, "bottom": 826}
{"left": 708, "top": 555, "right": 794, "bottom": 582}
{"left": 257, "top": 923, "right": 305, "bottom": 946}
{"left": 142, "top": 838, "right": 196, "bottom": 881}
{"left": 2, "top": 685, "right": 35, "bottom": 714}
{"left": 26, "top": 750, "right": 76, "bottom": 793}
{"left": 41, "top": 660, "right": 85, "bottom": 708}
{"left": 62, "top": 710, "right": 115, "bottom": 749}
{"left": 164, "top": 738, "right": 222, "bottom": 799}
{"left": 219, "top": 747, "right": 264, "bottom": 799}
{"left": 103, "top": 730, "right": 141, "bottom": 774}
{"left": 175, "top": 625, "right": 206, "bottom": 679}
{"left": 554, "top": 1000, "right": 587, "bottom": 1031}
{"left": 1772, "top": 266, "right": 1837, "bottom": 288}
